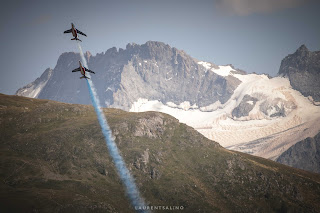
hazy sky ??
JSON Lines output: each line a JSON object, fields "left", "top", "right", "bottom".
{"left": 1, "top": 0, "right": 319, "bottom": 95}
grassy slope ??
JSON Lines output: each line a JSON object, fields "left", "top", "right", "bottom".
{"left": 1, "top": 93, "right": 320, "bottom": 213}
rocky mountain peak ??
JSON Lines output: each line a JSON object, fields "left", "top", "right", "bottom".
{"left": 105, "top": 46, "right": 118, "bottom": 55}
{"left": 278, "top": 45, "right": 320, "bottom": 101}
{"left": 123, "top": 41, "right": 181, "bottom": 62}
{"left": 290, "top": 44, "right": 310, "bottom": 59}
{"left": 85, "top": 51, "right": 92, "bottom": 61}
{"left": 143, "top": 41, "right": 171, "bottom": 52}
{"left": 143, "top": 41, "right": 173, "bottom": 59}
{"left": 16, "top": 41, "right": 240, "bottom": 109}
{"left": 125, "top": 42, "right": 138, "bottom": 50}
{"left": 296, "top": 44, "right": 308, "bottom": 53}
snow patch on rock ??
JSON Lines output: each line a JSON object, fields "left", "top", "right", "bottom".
{"left": 198, "top": 61, "right": 236, "bottom": 76}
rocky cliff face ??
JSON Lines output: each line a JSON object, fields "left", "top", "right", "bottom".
{"left": 232, "top": 94, "right": 258, "bottom": 118}
{"left": 111, "top": 42, "right": 240, "bottom": 109}
{"left": 16, "top": 68, "right": 53, "bottom": 98}
{"left": 16, "top": 41, "right": 240, "bottom": 110}
{"left": 277, "top": 132, "right": 320, "bottom": 174}
{"left": 278, "top": 45, "right": 320, "bottom": 102}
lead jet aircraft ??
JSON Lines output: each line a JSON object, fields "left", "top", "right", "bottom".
{"left": 64, "top": 23, "right": 87, "bottom": 42}
{"left": 72, "top": 61, "right": 95, "bottom": 79}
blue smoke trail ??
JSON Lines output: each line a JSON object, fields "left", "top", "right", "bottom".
{"left": 77, "top": 43, "right": 148, "bottom": 212}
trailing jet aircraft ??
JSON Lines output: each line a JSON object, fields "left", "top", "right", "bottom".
{"left": 72, "top": 61, "right": 95, "bottom": 79}
{"left": 64, "top": 23, "right": 87, "bottom": 42}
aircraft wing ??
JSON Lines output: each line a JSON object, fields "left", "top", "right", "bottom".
{"left": 76, "top": 29, "right": 87, "bottom": 37}
{"left": 85, "top": 68, "right": 95, "bottom": 74}
{"left": 64, "top": 29, "right": 72, "bottom": 33}
{"left": 72, "top": 67, "right": 81, "bottom": 72}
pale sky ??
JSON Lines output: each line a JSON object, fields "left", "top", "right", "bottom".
{"left": 1, "top": 0, "right": 319, "bottom": 94}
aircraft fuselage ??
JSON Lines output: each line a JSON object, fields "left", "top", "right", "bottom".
{"left": 79, "top": 61, "right": 86, "bottom": 76}
{"left": 71, "top": 23, "right": 78, "bottom": 39}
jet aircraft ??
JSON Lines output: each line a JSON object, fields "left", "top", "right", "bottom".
{"left": 64, "top": 23, "right": 87, "bottom": 42}
{"left": 72, "top": 61, "right": 95, "bottom": 79}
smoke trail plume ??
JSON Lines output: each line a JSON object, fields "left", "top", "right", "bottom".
{"left": 77, "top": 42, "right": 148, "bottom": 212}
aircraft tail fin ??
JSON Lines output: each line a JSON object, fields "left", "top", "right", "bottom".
{"left": 71, "top": 38, "right": 82, "bottom": 42}
{"left": 80, "top": 76, "right": 90, "bottom": 79}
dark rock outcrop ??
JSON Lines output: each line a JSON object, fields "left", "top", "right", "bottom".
{"left": 277, "top": 132, "right": 320, "bottom": 174}
{"left": 232, "top": 94, "right": 258, "bottom": 118}
{"left": 278, "top": 45, "right": 320, "bottom": 101}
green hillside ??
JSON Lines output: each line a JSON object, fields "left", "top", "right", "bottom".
{"left": 1, "top": 93, "right": 320, "bottom": 212}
